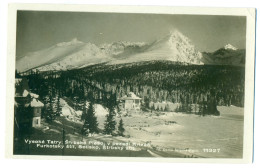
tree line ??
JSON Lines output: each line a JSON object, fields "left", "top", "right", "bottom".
{"left": 21, "top": 60, "right": 245, "bottom": 117}
{"left": 17, "top": 69, "right": 125, "bottom": 136}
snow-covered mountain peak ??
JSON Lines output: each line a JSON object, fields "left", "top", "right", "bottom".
{"left": 157, "top": 30, "right": 203, "bottom": 64}
{"left": 166, "top": 30, "right": 190, "bottom": 43}
{"left": 224, "top": 44, "right": 238, "bottom": 50}
{"left": 16, "top": 30, "right": 212, "bottom": 72}
{"left": 56, "top": 38, "right": 83, "bottom": 47}
{"left": 99, "top": 41, "right": 147, "bottom": 56}
{"left": 169, "top": 29, "right": 186, "bottom": 37}
{"left": 108, "top": 30, "right": 204, "bottom": 65}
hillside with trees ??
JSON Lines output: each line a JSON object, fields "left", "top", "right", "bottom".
{"left": 21, "top": 60, "right": 245, "bottom": 117}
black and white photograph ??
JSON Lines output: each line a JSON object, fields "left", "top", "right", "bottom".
{"left": 6, "top": 4, "right": 255, "bottom": 163}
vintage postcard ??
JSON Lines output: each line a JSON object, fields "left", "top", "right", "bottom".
{"left": 6, "top": 4, "right": 256, "bottom": 163}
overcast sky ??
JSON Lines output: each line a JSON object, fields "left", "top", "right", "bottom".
{"left": 16, "top": 11, "right": 246, "bottom": 56}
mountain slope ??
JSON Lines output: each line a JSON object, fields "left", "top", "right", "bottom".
{"left": 16, "top": 39, "right": 149, "bottom": 72}
{"left": 224, "top": 44, "right": 238, "bottom": 50}
{"left": 16, "top": 38, "right": 85, "bottom": 72}
{"left": 109, "top": 30, "right": 203, "bottom": 65}
{"left": 202, "top": 48, "right": 245, "bottom": 66}
{"left": 16, "top": 31, "right": 244, "bottom": 72}
{"left": 36, "top": 42, "right": 110, "bottom": 71}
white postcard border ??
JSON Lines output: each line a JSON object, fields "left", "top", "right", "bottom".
{"left": 6, "top": 3, "right": 256, "bottom": 163}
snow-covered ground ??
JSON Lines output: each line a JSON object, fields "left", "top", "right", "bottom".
{"left": 57, "top": 98, "right": 244, "bottom": 158}
{"left": 117, "top": 106, "right": 244, "bottom": 158}
{"left": 60, "top": 98, "right": 109, "bottom": 126}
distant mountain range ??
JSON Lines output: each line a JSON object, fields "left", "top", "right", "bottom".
{"left": 16, "top": 30, "right": 245, "bottom": 72}
{"left": 202, "top": 46, "right": 245, "bottom": 66}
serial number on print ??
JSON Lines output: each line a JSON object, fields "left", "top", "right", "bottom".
{"left": 203, "top": 148, "right": 221, "bottom": 153}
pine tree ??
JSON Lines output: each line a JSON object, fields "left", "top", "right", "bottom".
{"left": 202, "top": 101, "right": 207, "bottom": 116}
{"left": 73, "top": 96, "right": 79, "bottom": 110}
{"left": 55, "top": 91, "right": 62, "bottom": 117}
{"left": 194, "top": 103, "right": 198, "bottom": 114}
{"left": 104, "top": 103, "right": 117, "bottom": 135}
{"left": 151, "top": 103, "right": 155, "bottom": 112}
{"left": 81, "top": 102, "right": 99, "bottom": 135}
{"left": 44, "top": 95, "right": 56, "bottom": 123}
{"left": 187, "top": 102, "right": 192, "bottom": 113}
{"left": 207, "top": 96, "right": 220, "bottom": 116}
{"left": 81, "top": 100, "right": 87, "bottom": 122}
{"left": 117, "top": 118, "right": 125, "bottom": 136}
{"left": 160, "top": 106, "right": 163, "bottom": 112}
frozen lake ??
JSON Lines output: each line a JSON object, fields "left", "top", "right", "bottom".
{"left": 120, "top": 106, "right": 244, "bottom": 158}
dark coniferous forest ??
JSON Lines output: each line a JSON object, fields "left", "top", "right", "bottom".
{"left": 21, "top": 60, "right": 245, "bottom": 118}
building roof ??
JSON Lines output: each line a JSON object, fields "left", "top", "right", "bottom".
{"left": 15, "top": 78, "right": 44, "bottom": 108}
{"left": 14, "top": 100, "right": 18, "bottom": 107}
{"left": 15, "top": 79, "right": 22, "bottom": 85}
{"left": 120, "top": 92, "right": 142, "bottom": 100}
{"left": 30, "top": 92, "right": 39, "bottom": 98}
{"left": 30, "top": 98, "right": 44, "bottom": 107}
{"left": 15, "top": 89, "right": 40, "bottom": 99}
{"left": 15, "top": 78, "right": 30, "bottom": 96}
{"left": 22, "top": 89, "right": 29, "bottom": 97}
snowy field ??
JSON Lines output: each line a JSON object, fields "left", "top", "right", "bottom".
{"left": 109, "top": 106, "right": 244, "bottom": 158}
{"left": 43, "top": 100, "right": 244, "bottom": 158}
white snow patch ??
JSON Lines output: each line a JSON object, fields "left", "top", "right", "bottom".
{"left": 224, "top": 44, "right": 238, "bottom": 50}
{"left": 56, "top": 38, "right": 83, "bottom": 47}
{"left": 75, "top": 110, "right": 83, "bottom": 116}
{"left": 61, "top": 106, "right": 72, "bottom": 117}
{"left": 95, "top": 104, "right": 109, "bottom": 116}
{"left": 54, "top": 120, "right": 63, "bottom": 125}
{"left": 59, "top": 98, "right": 108, "bottom": 125}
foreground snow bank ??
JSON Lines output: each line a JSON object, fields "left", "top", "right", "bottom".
{"left": 60, "top": 98, "right": 108, "bottom": 117}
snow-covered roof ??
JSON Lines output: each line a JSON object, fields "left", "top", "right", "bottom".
{"left": 30, "top": 98, "right": 44, "bottom": 107}
{"left": 14, "top": 100, "right": 18, "bottom": 107}
{"left": 15, "top": 79, "right": 22, "bottom": 85}
{"left": 120, "top": 92, "right": 142, "bottom": 100}
{"left": 24, "top": 103, "right": 30, "bottom": 108}
{"left": 30, "top": 92, "right": 39, "bottom": 98}
{"left": 22, "top": 90, "right": 29, "bottom": 97}
{"left": 18, "top": 89, "right": 39, "bottom": 99}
